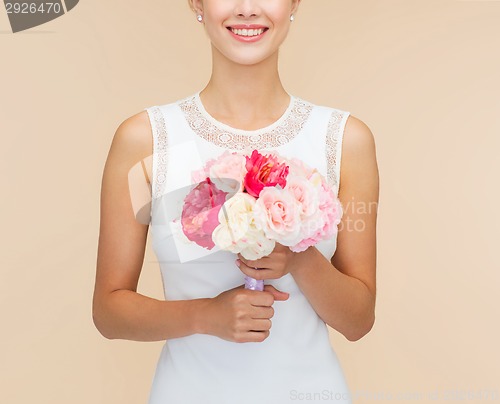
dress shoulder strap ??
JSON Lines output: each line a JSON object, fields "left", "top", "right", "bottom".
{"left": 325, "top": 108, "right": 351, "bottom": 196}
{"left": 144, "top": 105, "right": 169, "bottom": 216}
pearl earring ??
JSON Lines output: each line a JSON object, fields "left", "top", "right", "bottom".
{"left": 197, "top": 14, "right": 203, "bottom": 22}
{"left": 290, "top": 14, "right": 294, "bottom": 22}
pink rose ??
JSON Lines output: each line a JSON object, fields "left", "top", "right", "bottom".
{"left": 191, "top": 158, "right": 217, "bottom": 184}
{"left": 284, "top": 174, "right": 319, "bottom": 218}
{"left": 253, "top": 187, "right": 302, "bottom": 246}
{"left": 192, "top": 151, "right": 246, "bottom": 193}
{"left": 208, "top": 151, "right": 246, "bottom": 193}
{"left": 286, "top": 157, "right": 315, "bottom": 178}
{"left": 243, "top": 150, "right": 289, "bottom": 198}
{"left": 290, "top": 182, "right": 343, "bottom": 252}
{"left": 181, "top": 177, "right": 228, "bottom": 249}
{"left": 319, "top": 182, "right": 343, "bottom": 238}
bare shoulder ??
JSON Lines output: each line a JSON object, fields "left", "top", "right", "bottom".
{"left": 340, "top": 114, "right": 379, "bottom": 195}
{"left": 102, "top": 109, "right": 154, "bottom": 226}
{"left": 343, "top": 114, "right": 377, "bottom": 159}
{"left": 109, "top": 110, "right": 153, "bottom": 172}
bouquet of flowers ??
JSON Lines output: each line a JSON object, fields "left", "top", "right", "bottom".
{"left": 180, "top": 149, "right": 343, "bottom": 290}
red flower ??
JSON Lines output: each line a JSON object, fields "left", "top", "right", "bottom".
{"left": 181, "top": 177, "right": 227, "bottom": 249}
{"left": 243, "top": 150, "right": 289, "bottom": 198}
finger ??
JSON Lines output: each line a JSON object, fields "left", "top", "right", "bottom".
{"left": 236, "top": 256, "right": 270, "bottom": 270}
{"left": 251, "top": 306, "right": 274, "bottom": 319}
{"left": 248, "top": 290, "right": 275, "bottom": 307}
{"left": 236, "top": 260, "right": 276, "bottom": 280}
{"left": 247, "top": 318, "right": 272, "bottom": 332}
{"left": 264, "top": 285, "right": 290, "bottom": 301}
{"left": 240, "top": 330, "right": 270, "bottom": 343}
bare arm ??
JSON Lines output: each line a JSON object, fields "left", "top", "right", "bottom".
{"left": 219, "top": 114, "right": 379, "bottom": 341}
{"left": 288, "top": 115, "right": 379, "bottom": 341}
{"left": 92, "top": 111, "right": 209, "bottom": 341}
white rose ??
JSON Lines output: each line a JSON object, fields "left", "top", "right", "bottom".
{"left": 239, "top": 235, "right": 276, "bottom": 260}
{"left": 212, "top": 192, "right": 274, "bottom": 259}
{"left": 211, "top": 224, "right": 235, "bottom": 251}
{"left": 212, "top": 193, "right": 255, "bottom": 251}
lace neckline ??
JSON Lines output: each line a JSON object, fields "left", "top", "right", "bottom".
{"left": 178, "top": 92, "right": 314, "bottom": 150}
{"left": 193, "top": 90, "right": 296, "bottom": 136}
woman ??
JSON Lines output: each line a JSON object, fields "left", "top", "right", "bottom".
{"left": 93, "top": 0, "right": 379, "bottom": 402}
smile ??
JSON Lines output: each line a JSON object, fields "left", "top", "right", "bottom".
{"left": 229, "top": 27, "right": 266, "bottom": 37}
{"left": 226, "top": 26, "right": 269, "bottom": 42}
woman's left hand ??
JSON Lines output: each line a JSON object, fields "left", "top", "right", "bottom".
{"left": 236, "top": 243, "right": 303, "bottom": 281}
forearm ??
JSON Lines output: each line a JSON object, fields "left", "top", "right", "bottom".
{"left": 93, "top": 289, "right": 210, "bottom": 342}
{"left": 290, "top": 247, "right": 375, "bottom": 341}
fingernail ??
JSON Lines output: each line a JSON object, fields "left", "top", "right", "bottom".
{"left": 235, "top": 259, "right": 240, "bottom": 266}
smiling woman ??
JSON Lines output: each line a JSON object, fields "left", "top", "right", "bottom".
{"left": 93, "top": 0, "right": 378, "bottom": 403}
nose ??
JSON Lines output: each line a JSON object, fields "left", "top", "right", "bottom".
{"left": 234, "top": 0, "right": 261, "bottom": 19}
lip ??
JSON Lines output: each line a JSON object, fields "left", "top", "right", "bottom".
{"left": 226, "top": 25, "right": 269, "bottom": 43}
{"left": 227, "top": 24, "right": 268, "bottom": 29}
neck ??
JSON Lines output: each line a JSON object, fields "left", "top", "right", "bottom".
{"left": 199, "top": 46, "right": 291, "bottom": 129}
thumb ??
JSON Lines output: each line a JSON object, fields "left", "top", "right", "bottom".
{"left": 264, "top": 285, "right": 290, "bottom": 301}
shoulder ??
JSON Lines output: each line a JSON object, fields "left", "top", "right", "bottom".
{"left": 110, "top": 94, "right": 192, "bottom": 161}
{"left": 340, "top": 113, "right": 379, "bottom": 196}
{"left": 103, "top": 108, "right": 157, "bottom": 194}
{"left": 343, "top": 114, "right": 377, "bottom": 156}
{"left": 110, "top": 110, "right": 153, "bottom": 164}
{"left": 306, "top": 98, "right": 376, "bottom": 154}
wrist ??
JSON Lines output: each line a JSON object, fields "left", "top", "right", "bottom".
{"left": 289, "top": 246, "right": 314, "bottom": 276}
{"left": 192, "top": 298, "right": 212, "bottom": 335}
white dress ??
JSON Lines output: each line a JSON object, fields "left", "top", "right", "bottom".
{"left": 144, "top": 91, "right": 352, "bottom": 404}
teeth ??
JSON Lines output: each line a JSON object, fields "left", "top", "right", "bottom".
{"left": 230, "top": 28, "right": 265, "bottom": 37}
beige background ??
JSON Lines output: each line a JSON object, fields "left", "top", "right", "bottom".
{"left": 1, "top": 1, "right": 499, "bottom": 403}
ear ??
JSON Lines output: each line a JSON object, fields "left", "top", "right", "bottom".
{"left": 189, "top": 0, "right": 203, "bottom": 14}
{"left": 291, "top": 0, "right": 301, "bottom": 15}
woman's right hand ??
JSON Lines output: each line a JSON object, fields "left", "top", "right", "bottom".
{"left": 200, "top": 284, "right": 289, "bottom": 343}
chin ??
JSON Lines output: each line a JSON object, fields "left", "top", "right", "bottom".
{"left": 231, "top": 57, "right": 270, "bottom": 66}
{"left": 223, "top": 50, "right": 277, "bottom": 66}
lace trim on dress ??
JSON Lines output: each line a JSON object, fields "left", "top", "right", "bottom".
{"left": 148, "top": 106, "right": 169, "bottom": 202}
{"left": 326, "top": 110, "right": 348, "bottom": 195}
{"left": 178, "top": 94, "right": 314, "bottom": 150}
